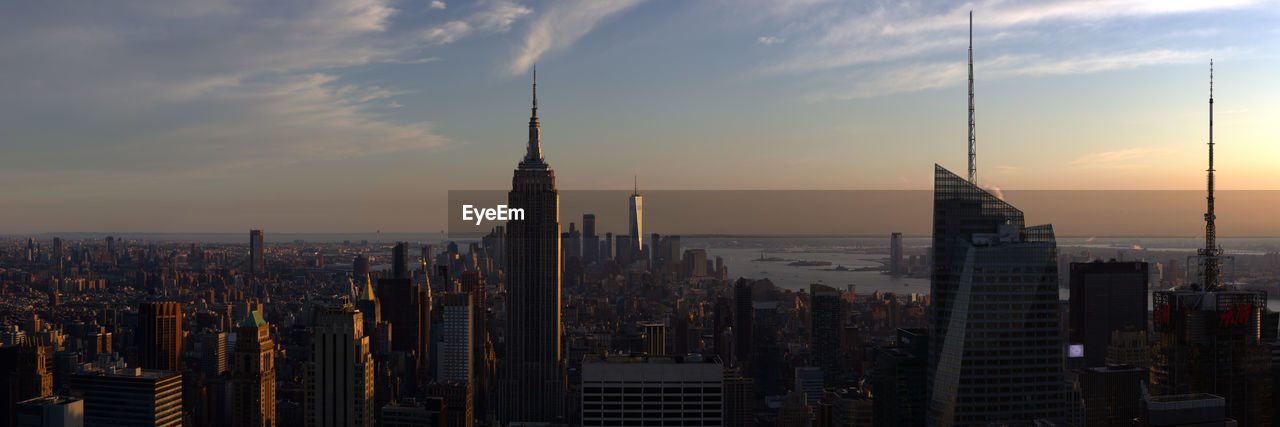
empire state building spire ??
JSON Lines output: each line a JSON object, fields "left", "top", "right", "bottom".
{"left": 521, "top": 66, "right": 546, "bottom": 169}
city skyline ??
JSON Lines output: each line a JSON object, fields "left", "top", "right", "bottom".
{"left": 3, "top": 1, "right": 1280, "bottom": 233}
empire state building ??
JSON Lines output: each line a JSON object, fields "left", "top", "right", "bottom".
{"left": 501, "top": 69, "right": 565, "bottom": 423}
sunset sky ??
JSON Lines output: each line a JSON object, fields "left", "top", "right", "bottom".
{"left": 2, "top": 0, "right": 1278, "bottom": 233}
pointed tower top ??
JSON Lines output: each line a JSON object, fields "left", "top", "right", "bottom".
{"left": 633, "top": 175, "right": 638, "bottom": 195}
{"left": 521, "top": 65, "right": 547, "bottom": 169}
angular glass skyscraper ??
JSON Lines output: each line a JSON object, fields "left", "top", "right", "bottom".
{"left": 927, "top": 165, "right": 1066, "bottom": 425}
{"left": 501, "top": 72, "right": 565, "bottom": 423}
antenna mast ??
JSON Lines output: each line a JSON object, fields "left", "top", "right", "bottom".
{"left": 1200, "top": 59, "right": 1221, "bottom": 291}
{"left": 967, "top": 11, "right": 977, "bottom": 184}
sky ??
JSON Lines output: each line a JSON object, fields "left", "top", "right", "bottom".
{"left": 2, "top": 0, "right": 1279, "bottom": 233}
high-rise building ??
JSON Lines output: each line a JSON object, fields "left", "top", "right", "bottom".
{"left": 68, "top": 362, "right": 182, "bottom": 427}
{"left": 249, "top": 229, "right": 264, "bottom": 276}
{"left": 795, "top": 367, "right": 824, "bottom": 407}
{"left": 377, "top": 277, "right": 430, "bottom": 371}
{"left": 200, "top": 331, "right": 228, "bottom": 376}
{"left": 872, "top": 328, "right": 928, "bottom": 427}
{"left": 580, "top": 354, "right": 722, "bottom": 427}
{"left": 628, "top": 179, "right": 642, "bottom": 257}
{"left": 712, "top": 297, "right": 733, "bottom": 364}
{"left": 439, "top": 293, "right": 473, "bottom": 384}
{"left": 1079, "top": 364, "right": 1146, "bottom": 426}
{"left": 501, "top": 70, "right": 564, "bottom": 423}
{"left": 306, "top": 300, "right": 376, "bottom": 427}
{"left": 138, "top": 302, "right": 182, "bottom": 372}
{"left": 1069, "top": 260, "right": 1148, "bottom": 367}
{"left": 810, "top": 284, "right": 842, "bottom": 385}
{"left": 233, "top": 311, "right": 276, "bottom": 427}
{"left": 602, "top": 232, "right": 613, "bottom": 261}
{"left": 1143, "top": 393, "right": 1235, "bottom": 426}
{"left": 682, "top": 249, "right": 707, "bottom": 278}
{"left": 890, "top": 232, "right": 904, "bottom": 275}
{"left": 640, "top": 322, "right": 665, "bottom": 356}
{"left": 15, "top": 395, "right": 83, "bottom": 427}
{"left": 1148, "top": 65, "right": 1274, "bottom": 426}
{"left": 733, "top": 279, "right": 753, "bottom": 365}
{"left": 614, "top": 235, "right": 632, "bottom": 266}
{"left": 393, "top": 242, "right": 410, "bottom": 279}
{"left": 723, "top": 370, "right": 753, "bottom": 427}
{"left": 582, "top": 214, "right": 597, "bottom": 264}
{"left": 353, "top": 255, "right": 371, "bottom": 278}
{"left": 1150, "top": 289, "right": 1272, "bottom": 425}
{"left": 1, "top": 341, "right": 54, "bottom": 426}
{"left": 927, "top": 165, "right": 1066, "bottom": 425}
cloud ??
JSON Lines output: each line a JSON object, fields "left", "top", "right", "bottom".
{"left": 757, "top": 36, "right": 785, "bottom": 45}
{"left": 420, "top": 0, "right": 531, "bottom": 45}
{"left": 0, "top": 0, "right": 445, "bottom": 177}
{"left": 1070, "top": 147, "right": 1171, "bottom": 169}
{"left": 506, "top": 0, "right": 646, "bottom": 76}
{"left": 430, "top": 0, "right": 447, "bottom": 10}
{"left": 749, "top": 0, "right": 1259, "bottom": 99}
{"left": 423, "top": 21, "right": 473, "bottom": 44}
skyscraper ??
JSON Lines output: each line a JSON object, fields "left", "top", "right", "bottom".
{"left": 1149, "top": 63, "right": 1273, "bottom": 425}
{"left": 439, "top": 293, "right": 473, "bottom": 384}
{"left": 927, "top": 165, "right": 1065, "bottom": 425}
{"left": 628, "top": 177, "right": 642, "bottom": 259}
{"left": 233, "top": 311, "right": 276, "bottom": 427}
{"left": 1068, "top": 260, "right": 1148, "bottom": 367}
{"left": 69, "top": 363, "right": 182, "bottom": 427}
{"left": 393, "top": 242, "right": 410, "bottom": 279}
{"left": 872, "top": 328, "right": 928, "bottom": 427}
{"left": 138, "top": 302, "right": 182, "bottom": 372}
{"left": 580, "top": 355, "right": 722, "bottom": 427}
{"left": 307, "top": 300, "right": 375, "bottom": 427}
{"left": 733, "top": 279, "right": 753, "bottom": 365}
{"left": 890, "top": 232, "right": 904, "bottom": 275}
{"left": 582, "top": 214, "right": 598, "bottom": 264}
{"left": 376, "top": 277, "right": 430, "bottom": 372}
{"left": 249, "top": 229, "right": 264, "bottom": 276}
{"left": 501, "top": 69, "right": 564, "bottom": 423}
{"left": 810, "top": 284, "right": 842, "bottom": 385}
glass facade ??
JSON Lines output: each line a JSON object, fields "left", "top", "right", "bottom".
{"left": 927, "top": 165, "right": 1066, "bottom": 425}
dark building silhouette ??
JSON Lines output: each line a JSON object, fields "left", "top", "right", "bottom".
{"left": 927, "top": 165, "right": 1065, "bottom": 424}
{"left": 249, "top": 230, "right": 264, "bottom": 276}
{"left": 1150, "top": 289, "right": 1273, "bottom": 425}
{"left": 732, "top": 279, "right": 753, "bottom": 365}
{"left": 890, "top": 232, "right": 904, "bottom": 275}
{"left": 393, "top": 242, "right": 411, "bottom": 279}
{"left": 872, "top": 328, "right": 928, "bottom": 427}
{"left": 138, "top": 302, "right": 183, "bottom": 372}
{"left": 1069, "top": 260, "right": 1148, "bottom": 367}
{"left": 1079, "top": 364, "right": 1146, "bottom": 426}
{"left": 69, "top": 363, "right": 183, "bottom": 427}
{"left": 500, "top": 70, "right": 564, "bottom": 423}
{"left": 810, "top": 284, "right": 842, "bottom": 385}
{"left": 377, "top": 277, "right": 430, "bottom": 372}
{"left": 582, "top": 214, "right": 597, "bottom": 265}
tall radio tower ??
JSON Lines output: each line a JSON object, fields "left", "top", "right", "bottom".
{"left": 1199, "top": 60, "right": 1222, "bottom": 291}
{"left": 967, "top": 11, "right": 977, "bottom": 184}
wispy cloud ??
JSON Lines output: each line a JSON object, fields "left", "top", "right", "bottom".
{"left": 420, "top": 0, "right": 531, "bottom": 45}
{"left": 506, "top": 0, "right": 646, "bottom": 76}
{"left": 0, "top": 0, "right": 446, "bottom": 176}
{"left": 753, "top": 0, "right": 1260, "bottom": 99}
{"left": 757, "top": 36, "right": 785, "bottom": 45}
{"left": 1070, "top": 147, "right": 1172, "bottom": 169}
{"left": 429, "top": 1, "right": 447, "bottom": 10}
